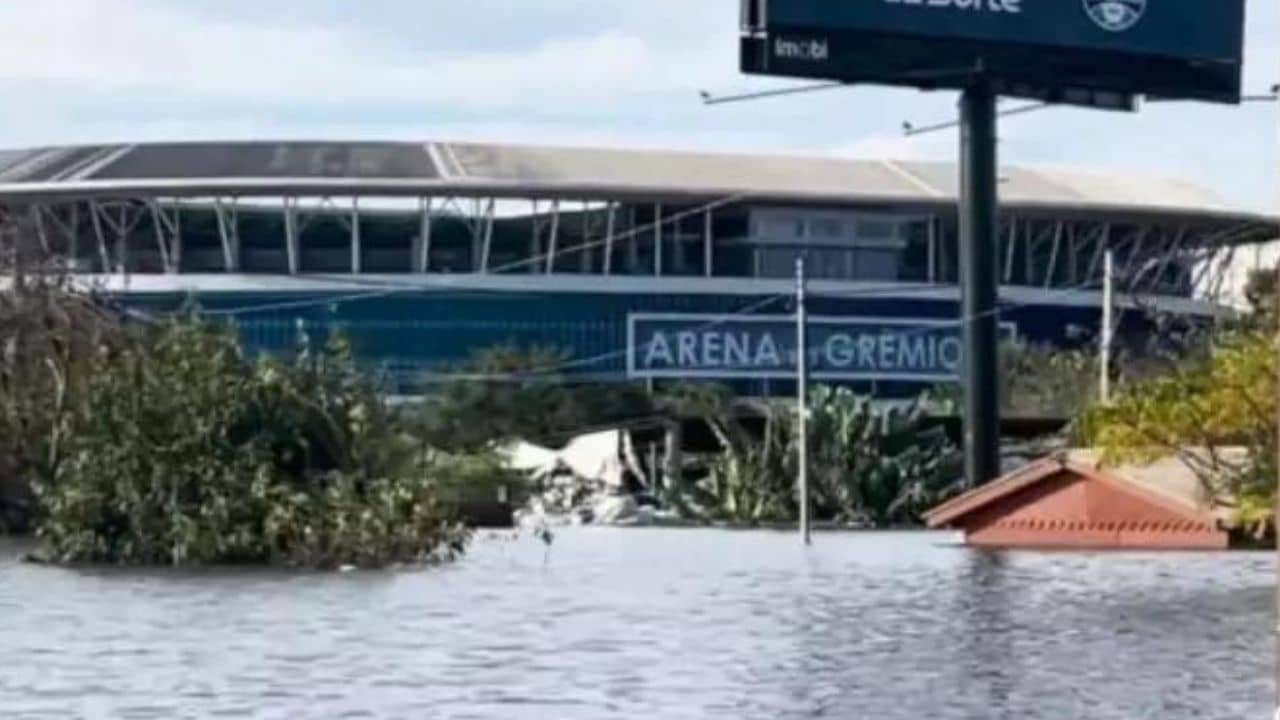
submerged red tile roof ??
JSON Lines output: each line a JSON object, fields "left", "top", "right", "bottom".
{"left": 925, "top": 451, "right": 1230, "bottom": 550}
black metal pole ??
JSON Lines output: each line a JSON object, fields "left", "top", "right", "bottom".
{"left": 959, "top": 82, "right": 1001, "bottom": 488}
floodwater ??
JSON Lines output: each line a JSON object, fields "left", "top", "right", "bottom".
{"left": 0, "top": 530, "right": 1271, "bottom": 719}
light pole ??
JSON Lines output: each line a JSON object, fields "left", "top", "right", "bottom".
{"left": 1101, "top": 250, "right": 1114, "bottom": 403}
{"left": 795, "top": 254, "right": 811, "bottom": 546}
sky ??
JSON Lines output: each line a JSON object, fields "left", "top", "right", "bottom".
{"left": 0, "top": 0, "right": 1275, "bottom": 213}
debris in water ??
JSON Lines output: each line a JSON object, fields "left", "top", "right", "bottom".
{"left": 535, "top": 524, "right": 554, "bottom": 547}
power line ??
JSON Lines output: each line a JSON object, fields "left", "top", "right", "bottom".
{"left": 401, "top": 279, "right": 1080, "bottom": 383}
{"left": 448, "top": 239, "right": 1259, "bottom": 384}
{"left": 699, "top": 65, "right": 979, "bottom": 107}
{"left": 700, "top": 82, "right": 844, "bottom": 106}
{"left": 814, "top": 219, "right": 1269, "bottom": 303}
{"left": 195, "top": 193, "right": 752, "bottom": 318}
{"left": 117, "top": 204, "right": 1266, "bottom": 387}
{"left": 901, "top": 86, "right": 1279, "bottom": 138}
{"left": 285, "top": 217, "right": 1266, "bottom": 384}
{"left": 98, "top": 185, "right": 1268, "bottom": 384}
{"left": 405, "top": 278, "right": 1100, "bottom": 385}
{"left": 904, "top": 101, "right": 1050, "bottom": 137}
{"left": 414, "top": 293, "right": 788, "bottom": 382}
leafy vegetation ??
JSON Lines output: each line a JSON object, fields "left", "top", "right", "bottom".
{"left": 1076, "top": 266, "right": 1280, "bottom": 538}
{"left": 417, "top": 447, "right": 530, "bottom": 510}
{"left": 0, "top": 224, "right": 491, "bottom": 565}
{"left": 27, "top": 319, "right": 470, "bottom": 567}
{"left": 0, "top": 262, "right": 122, "bottom": 533}
{"left": 807, "top": 387, "right": 964, "bottom": 526}
{"left": 416, "top": 344, "right": 656, "bottom": 451}
{"left": 932, "top": 341, "right": 1101, "bottom": 419}
{"left": 670, "top": 384, "right": 962, "bottom": 526}
{"left": 665, "top": 385, "right": 794, "bottom": 523}
{"left": 1083, "top": 326, "right": 1275, "bottom": 537}
{"left": 931, "top": 316, "right": 1221, "bottom": 422}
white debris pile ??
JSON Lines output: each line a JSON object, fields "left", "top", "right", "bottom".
{"left": 500, "top": 430, "right": 654, "bottom": 526}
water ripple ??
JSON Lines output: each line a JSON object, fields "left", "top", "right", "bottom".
{"left": 0, "top": 530, "right": 1270, "bottom": 718}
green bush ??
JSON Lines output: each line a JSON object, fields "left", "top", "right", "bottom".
{"left": 805, "top": 387, "right": 962, "bottom": 527}
{"left": 0, "top": 278, "right": 123, "bottom": 533}
{"left": 1083, "top": 326, "right": 1276, "bottom": 538}
{"left": 416, "top": 344, "right": 655, "bottom": 450}
{"left": 420, "top": 448, "right": 529, "bottom": 507}
{"left": 670, "top": 384, "right": 961, "bottom": 527}
{"left": 931, "top": 340, "right": 1100, "bottom": 419}
{"left": 31, "top": 319, "right": 469, "bottom": 567}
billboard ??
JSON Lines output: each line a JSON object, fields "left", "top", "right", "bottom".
{"left": 741, "top": 0, "right": 1246, "bottom": 106}
{"left": 627, "top": 313, "right": 1017, "bottom": 382}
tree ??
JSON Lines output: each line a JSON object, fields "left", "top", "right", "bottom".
{"left": 995, "top": 341, "right": 1101, "bottom": 418}
{"left": 930, "top": 341, "right": 1101, "bottom": 419}
{"left": 933, "top": 329, "right": 1215, "bottom": 422}
{"left": 1083, "top": 326, "right": 1274, "bottom": 536}
{"left": 31, "top": 319, "right": 470, "bottom": 567}
{"left": 0, "top": 215, "right": 125, "bottom": 533}
{"left": 415, "top": 344, "right": 656, "bottom": 451}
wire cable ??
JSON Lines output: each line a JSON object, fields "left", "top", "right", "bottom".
{"left": 328, "top": 217, "right": 1267, "bottom": 385}
{"left": 410, "top": 293, "right": 789, "bottom": 382}
{"left": 194, "top": 193, "right": 752, "bottom": 317}
{"left": 460, "top": 250, "right": 1255, "bottom": 385}
{"left": 100, "top": 196, "right": 1268, "bottom": 384}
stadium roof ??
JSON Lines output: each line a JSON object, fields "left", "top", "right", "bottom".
{"left": 0, "top": 140, "right": 1271, "bottom": 225}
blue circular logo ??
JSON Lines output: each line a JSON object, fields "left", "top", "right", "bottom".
{"left": 1083, "top": 0, "right": 1146, "bottom": 32}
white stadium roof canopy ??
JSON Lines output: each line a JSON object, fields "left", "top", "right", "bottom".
{"left": 0, "top": 140, "right": 1271, "bottom": 228}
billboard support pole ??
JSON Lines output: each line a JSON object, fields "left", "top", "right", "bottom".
{"left": 959, "top": 81, "right": 1001, "bottom": 488}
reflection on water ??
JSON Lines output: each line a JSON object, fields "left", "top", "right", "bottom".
{"left": 0, "top": 530, "right": 1270, "bottom": 719}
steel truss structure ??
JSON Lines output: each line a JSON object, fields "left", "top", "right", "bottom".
{"left": 0, "top": 192, "right": 1265, "bottom": 306}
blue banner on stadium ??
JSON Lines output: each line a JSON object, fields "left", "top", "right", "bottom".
{"left": 627, "top": 313, "right": 1015, "bottom": 382}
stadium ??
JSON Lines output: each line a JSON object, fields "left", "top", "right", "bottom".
{"left": 0, "top": 140, "right": 1273, "bottom": 396}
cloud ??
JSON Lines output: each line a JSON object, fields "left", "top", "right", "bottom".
{"left": 0, "top": 0, "right": 735, "bottom": 112}
{"left": 0, "top": 0, "right": 1271, "bottom": 214}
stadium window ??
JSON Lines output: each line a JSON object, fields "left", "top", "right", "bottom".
{"left": 854, "top": 219, "right": 897, "bottom": 244}
{"left": 853, "top": 248, "right": 900, "bottom": 281}
{"left": 809, "top": 217, "right": 846, "bottom": 240}
{"left": 751, "top": 210, "right": 806, "bottom": 242}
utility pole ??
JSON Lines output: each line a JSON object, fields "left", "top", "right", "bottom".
{"left": 1273, "top": 238, "right": 1280, "bottom": 716}
{"left": 1272, "top": 81, "right": 1280, "bottom": 718}
{"left": 959, "top": 81, "right": 1001, "bottom": 489}
{"left": 1101, "top": 249, "right": 1114, "bottom": 403}
{"left": 795, "top": 254, "right": 811, "bottom": 546}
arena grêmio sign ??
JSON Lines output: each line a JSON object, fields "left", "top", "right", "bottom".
{"left": 741, "top": 0, "right": 1246, "bottom": 105}
{"left": 627, "top": 314, "right": 1016, "bottom": 382}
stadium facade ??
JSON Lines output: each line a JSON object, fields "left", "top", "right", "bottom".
{"left": 0, "top": 140, "right": 1273, "bottom": 396}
